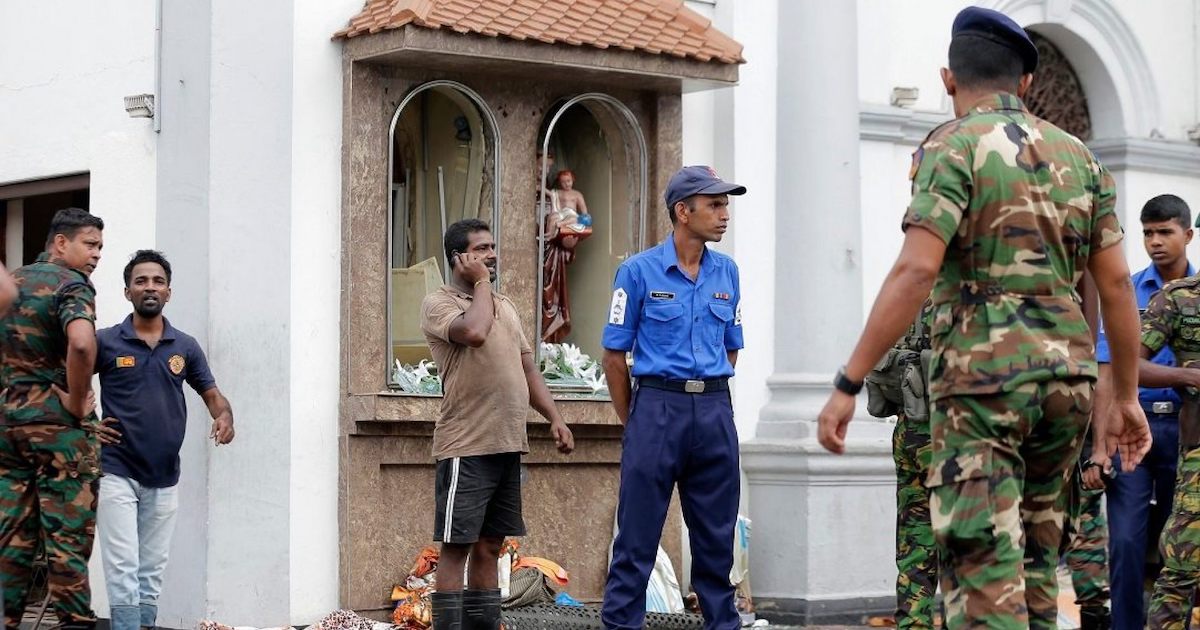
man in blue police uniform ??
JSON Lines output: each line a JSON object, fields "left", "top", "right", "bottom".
{"left": 93, "top": 250, "right": 234, "bottom": 630}
{"left": 600, "top": 165, "right": 746, "bottom": 630}
{"left": 1093, "top": 194, "right": 1194, "bottom": 629}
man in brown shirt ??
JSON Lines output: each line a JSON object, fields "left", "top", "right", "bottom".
{"left": 420, "top": 218, "right": 574, "bottom": 630}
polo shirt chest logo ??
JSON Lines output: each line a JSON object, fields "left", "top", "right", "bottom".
{"left": 168, "top": 354, "right": 185, "bottom": 375}
{"left": 116, "top": 356, "right": 136, "bottom": 368}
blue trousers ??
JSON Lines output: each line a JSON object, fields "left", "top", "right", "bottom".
{"left": 602, "top": 385, "right": 740, "bottom": 630}
{"left": 1107, "top": 412, "right": 1179, "bottom": 629}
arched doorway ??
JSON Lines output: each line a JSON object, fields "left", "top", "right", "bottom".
{"left": 387, "top": 81, "right": 501, "bottom": 379}
{"left": 536, "top": 94, "right": 648, "bottom": 370}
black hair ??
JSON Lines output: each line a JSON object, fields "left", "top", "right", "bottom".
{"left": 948, "top": 35, "right": 1025, "bottom": 92}
{"left": 443, "top": 218, "right": 491, "bottom": 268}
{"left": 45, "top": 207, "right": 104, "bottom": 248}
{"left": 667, "top": 197, "right": 697, "bottom": 224}
{"left": 1141, "top": 194, "right": 1192, "bottom": 230}
{"left": 123, "top": 249, "right": 173, "bottom": 287}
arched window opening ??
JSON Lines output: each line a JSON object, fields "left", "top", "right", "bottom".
{"left": 388, "top": 81, "right": 500, "bottom": 389}
{"left": 1025, "top": 31, "right": 1093, "bottom": 141}
{"left": 536, "top": 95, "right": 647, "bottom": 395}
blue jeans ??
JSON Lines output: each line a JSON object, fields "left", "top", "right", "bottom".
{"left": 1107, "top": 413, "right": 1179, "bottom": 629}
{"left": 98, "top": 474, "right": 179, "bottom": 630}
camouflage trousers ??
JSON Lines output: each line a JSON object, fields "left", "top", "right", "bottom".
{"left": 893, "top": 413, "right": 938, "bottom": 629}
{"left": 928, "top": 379, "right": 1092, "bottom": 630}
{"left": 1061, "top": 462, "right": 1109, "bottom": 609}
{"left": 0, "top": 423, "right": 100, "bottom": 630}
{"left": 1147, "top": 445, "right": 1200, "bottom": 629}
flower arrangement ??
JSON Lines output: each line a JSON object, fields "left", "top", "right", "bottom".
{"left": 539, "top": 343, "right": 608, "bottom": 393}
{"left": 389, "top": 344, "right": 608, "bottom": 396}
{"left": 391, "top": 359, "right": 442, "bottom": 395}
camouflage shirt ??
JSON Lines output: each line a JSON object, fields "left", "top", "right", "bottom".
{"left": 0, "top": 252, "right": 97, "bottom": 426}
{"left": 903, "top": 93, "right": 1122, "bottom": 400}
{"left": 1141, "top": 274, "right": 1200, "bottom": 367}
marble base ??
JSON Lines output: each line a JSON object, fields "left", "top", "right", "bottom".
{"left": 741, "top": 411, "right": 898, "bottom": 623}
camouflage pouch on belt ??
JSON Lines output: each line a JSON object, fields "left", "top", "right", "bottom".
{"left": 900, "top": 349, "right": 932, "bottom": 422}
{"left": 865, "top": 304, "right": 932, "bottom": 419}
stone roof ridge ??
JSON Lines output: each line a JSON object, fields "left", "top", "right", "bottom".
{"left": 333, "top": 0, "right": 746, "bottom": 65}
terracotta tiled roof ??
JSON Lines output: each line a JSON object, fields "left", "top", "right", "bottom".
{"left": 334, "top": 0, "right": 744, "bottom": 64}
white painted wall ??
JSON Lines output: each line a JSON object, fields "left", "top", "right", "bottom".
{"left": 0, "top": 1, "right": 158, "bottom": 322}
{"left": 286, "top": 0, "right": 355, "bottom": 622}
{"left": 682, "top": 0, "right": 777, "bottom": 443}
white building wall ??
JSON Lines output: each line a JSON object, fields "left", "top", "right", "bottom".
{"left": 286, "top": 0, "right": 354, "bottom": 622}
{"left": 0, "top": 1, "right": 158, "bottom": 322}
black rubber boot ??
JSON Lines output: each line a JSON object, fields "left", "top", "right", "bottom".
{"left": 432, "top": 591, "right": 464, "bottom": 630}
{"left": 1079, "top": 605, "right": 1111, "bottom": 630}
{"left": 462, "top": 588, "right": 503, "bottom": 630}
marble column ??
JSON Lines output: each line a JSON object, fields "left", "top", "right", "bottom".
{"left": 740, "top": 0, "right": 897, "bottom": 624}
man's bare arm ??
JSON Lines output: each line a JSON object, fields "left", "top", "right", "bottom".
{"left": 202, "top": 386, "right": 235, "bottom": 445}
{"left": 842, "top": 228, "right": 945, "bottom": 382}
{"left": 64, "top": 319, "right": 96, "bottom": 419}
{"left": 1138, "top": 356, "right": 1200, "bottom": 389}
{"left": 1088, "top": 244, "right": 1152, "bottom": 469}
{"left": 521, "top": 353, "right": 573, "bottom": 453}
{"left": 603, "top": 350, "right": 632, "bottom": 425}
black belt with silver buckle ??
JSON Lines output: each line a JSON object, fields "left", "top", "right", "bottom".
{"left": 638, "top": 376, "right": 729, "bottom": 394}
{"left": 1145, "top": 401, "right": 1178, "bottom": 415}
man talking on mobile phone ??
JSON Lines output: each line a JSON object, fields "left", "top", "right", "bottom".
{"left": 420, "top": 219, "right": 574, "bottom": 630}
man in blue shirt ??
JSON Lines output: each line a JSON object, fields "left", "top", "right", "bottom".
{"left": 93, "top": 250, "right": 234, "bottom": 630}
{"left": 600, "top": 166, "right": 746, "bottom": 630}
{"left": 1094, "top": 194, "right": 1194, "bottom": 629}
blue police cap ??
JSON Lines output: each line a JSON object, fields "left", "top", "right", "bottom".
{"left": 665, "top": 165, "right": 747, "bottom": 209}
{"left": 952, "top": 6, "right": 1038, "bottom": 74}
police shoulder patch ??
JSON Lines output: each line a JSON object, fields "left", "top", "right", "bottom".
{"left": 609, "top": 288, "right": 628, "bottom": 325}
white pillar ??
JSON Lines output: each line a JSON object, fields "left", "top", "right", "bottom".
{"left": 740, "top": 1, "right": 896, "bottom": 624}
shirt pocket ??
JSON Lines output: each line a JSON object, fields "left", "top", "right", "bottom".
{"left": 643, "top": 301, "right": 686, "bottom": 346}
{"left": 707, "top": 301, "right": 734, "bottom": 346}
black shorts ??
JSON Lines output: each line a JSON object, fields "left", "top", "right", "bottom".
{"left": 434, "top": 452, "right": 526, "bottom": 544}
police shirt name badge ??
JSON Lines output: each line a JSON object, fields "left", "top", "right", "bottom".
{"left": 116, "top": 356, "right": 136, "bottom": 368}
{"left": 650, "top": 291, "right": 675, "bottom": 300}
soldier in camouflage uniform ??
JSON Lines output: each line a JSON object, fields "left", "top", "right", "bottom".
{"left": 866, "top": 303, "right": 937, "bottom": 629}
{"left": 0, "top": 207, "right": 104, "bottom": 630}
{"left": 1061, "top": 433, "right": 1111, "bottom": 629}
{"left": 817, "top": 7, "right": 1151, "bottom": 629}
{"left": 1140, "top": 274, "right": 1200, "bottom": 629}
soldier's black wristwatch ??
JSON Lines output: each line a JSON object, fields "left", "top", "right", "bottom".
{"left": 833, "top": 366, "right": 863, "bottom": 396}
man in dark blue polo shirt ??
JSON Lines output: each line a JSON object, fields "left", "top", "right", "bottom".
{"left": 93, "top": 250, "right": 234, "bottom": 630}
{"left": 1093, "top": 194, "right": 1195, "bottom": 629}
{"left": 600, "top": 166, "right": 746, "bottom": 630}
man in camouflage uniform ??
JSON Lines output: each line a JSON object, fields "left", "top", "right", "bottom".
{"left": 0, "top": 207, "right": 104, "bottom": 630}
{"left": 1061, "top": 434, "right": 1111, "bottom": 629}
{"left": 1139, "top": 273, "right": 1200, "bottom": 628}
{"left": 817, "top": 7, "right": 1151, "bottom": 629}
{"left": 866, "top": 303, "right": 937, "bottom": 629}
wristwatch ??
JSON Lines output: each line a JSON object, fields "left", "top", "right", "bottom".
{"left": 833, "top": 366, "right": 863, "bottom": 396}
